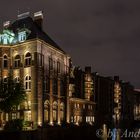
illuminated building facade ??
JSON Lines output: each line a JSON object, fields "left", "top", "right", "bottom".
{"left": 0, "top": 11, "right": 70, "bottom": 127}
{"left": 68, "top": 66, "right": 95, "bottom": 125}
{"left": 0, "top": 12, "right": 95, "bottom": 128}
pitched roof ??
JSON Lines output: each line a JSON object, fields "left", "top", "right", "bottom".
{"left": 9, "top": 16, "right": 65, "bottom": 53}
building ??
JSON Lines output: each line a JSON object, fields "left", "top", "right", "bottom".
{"left": 94, "top": 75, "right": 135, "bottom": 128}
{"left": 0, "top": 11, "right": 70, "bottom": 127}
{"left": 0, "top": 12, "right": 95, "bottom": 128}
{"left": 68, "top": 66, "right": 95, "bottom": 125}
{"left": 134, "top": 89, "right": 140, "bottom": 121}
{"left": 94, "top": 75, "right": 114, "bottom": 128}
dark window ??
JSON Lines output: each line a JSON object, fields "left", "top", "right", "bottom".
{"left": 57, "top": 61, "right": 60, "bottom": 73}
{"left": 14, "top": 55, "right": 20, "bottom": 68}
{"left": 53, "top": 79, "right": 57, "bottom": 94}
{"left": 49, "top": 57, "right": 53, "bottom": 70}
{"left": 25, "top": 76, "right": 31, "bottom": 90}
{"left": 46, "top": 77, "right": 50, "bottom": 93}
{"left": 3, "top": 55, "right": 8, "bottom": 68}
{"left": 25, "top": 52, "right": 31, "bottom": 66}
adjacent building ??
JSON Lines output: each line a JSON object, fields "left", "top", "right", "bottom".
{"left": 68, "top": 66, "right": 95, "bottom": 125}
{"left": 94, "top": 74, "right": 136, "bottom": 128}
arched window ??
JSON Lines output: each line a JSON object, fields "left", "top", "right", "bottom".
{"left": 14, "top": 55, "right": 20, "bottom": 68}
{"left": 25, "top": 76, "right": 31, "bottom": 90}
{"left": 44, "top": 100, "right": 50, "bottom": 122}
{"left": 3, "top": 55, "right": 8, "bottom": 68}
{"left": 14, "top": 76, "right": 20, "bottom": 83}
{"left": 53, "top": 101, "right": 57, "bottom": 122}
{"left": 60, "top": 102, "right": 64, "bottom": 121}
{"left": 25, "top": 52, "right": 31, "bottom": 66}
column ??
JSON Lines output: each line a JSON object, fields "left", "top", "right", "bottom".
{"left": 57, "top": 75, "right": 61, "bottom": 124}
{"left": 66, "top": 75, "right": 70, "bottom": 123}
{"left": 49, "top": 72, "right": 53, "bottom": 125}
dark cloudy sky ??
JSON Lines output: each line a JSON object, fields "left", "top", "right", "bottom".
{"left": 0, "top": 0, "right": 140, "bottom": 88}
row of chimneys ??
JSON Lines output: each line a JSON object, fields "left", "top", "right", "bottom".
{"left": 3, "top": 11, "right": 43, "bottom": 29}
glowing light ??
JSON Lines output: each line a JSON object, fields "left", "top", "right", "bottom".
{"left": 38, "top": 121, "right": 42, "bottom": 126}
{"left": 49, "top": 121, "right": 53, "bottom": 126}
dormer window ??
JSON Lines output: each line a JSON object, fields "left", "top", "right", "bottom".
{"left": 18, "top": 31, "right": 26, "bottom": 42}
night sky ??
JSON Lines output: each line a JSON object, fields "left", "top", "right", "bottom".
{"left": 0, "top": 0, "right": 140, "bottom": 88}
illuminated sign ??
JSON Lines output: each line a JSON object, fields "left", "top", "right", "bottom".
{"left": 0, "top": 28, "right": 30, "bottom": 45}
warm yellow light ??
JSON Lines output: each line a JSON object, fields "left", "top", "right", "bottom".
{"left": 49, "top": 121, "right": 53, "bottom": 126}
{"left": 57, "top": 121, "right": 61, "bottom": 125}
{"left": 38, "top": 121, "right": 42, "bottom": 126}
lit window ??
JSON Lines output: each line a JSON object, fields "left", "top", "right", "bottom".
{"left": 44, "top": 100, "right": 49, "bottom": 109}
{"left": 3, "top": 35, "right": 8, "bottom": 44}
{"left": 14, "top": 55, "right": 20, "bottom": 68}
{"left": 53, "top": 101, "right": 57, "bottom": 121}
{"left": 25, "top": 101, "right": 28, "bottom": 110}
{"left": 18, "top": 31, "right": 26, "bottom": 42}
{"left": 60, "top": 102, "right": 64, "bottom": 121}
{"left": 12, "top": 113, "right": 17, "bottom": 120}
{"left": 24, "top": 111, "right": 31, "bottom": 121}
{"left": 28, "top": 101, "right": 31, "bottom": 110}
{"left": 74, "top": 116, "right": 76, "bottom": 123}
{"left": 25, "top": 52, "right": 31, "bottom": 66}
{"left": 44, "top": 100, "right": 49, "bottom": 122}
{"left": 3, "top": 55, "right": 8, "bottom": 68}
{"left": 18, "top": 105, "right": 20, "bottom": 110}
{"left": 6, "top": 113, "right": 8, "bottom": 121}
{"left": 25, "top": 76, "right": 31, "bottom": 90}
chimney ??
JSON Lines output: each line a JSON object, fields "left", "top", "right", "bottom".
{"left": 3, "top": 21, "right": 10, "bottom": 29}
{"left": 34, "top": 11, "right": 43, "bottom": 30}
{"left": 114, "top": 76, "right": 119, "bottom": 82}
{"left": 85, "top": 66, "right": 91, "bottom": 74}
{"left": 17, "top": 12, "right": 30, "bottom": 20}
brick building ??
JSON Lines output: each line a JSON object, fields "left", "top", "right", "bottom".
{"left": 0, "top": 12, "right": 95, "bottom": 128}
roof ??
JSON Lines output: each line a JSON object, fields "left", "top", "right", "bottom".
{"left": 8, "top": 16, "right": 65, "bottom": 53}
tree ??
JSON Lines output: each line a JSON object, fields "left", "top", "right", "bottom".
{"left": 0, "top": 75, "right": 26, "bottom": 114}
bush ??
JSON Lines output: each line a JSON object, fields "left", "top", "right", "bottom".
{"left": 4, "top": 119, "right": 23, "bottom": 131}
